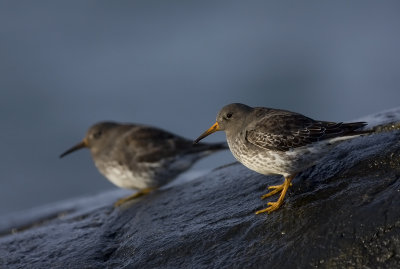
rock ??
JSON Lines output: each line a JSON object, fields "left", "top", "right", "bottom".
{"left": 1, "top": 108, "right": 400, "bottom": 269}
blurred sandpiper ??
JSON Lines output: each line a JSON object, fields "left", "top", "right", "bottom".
{"left": 60, "top": 121, "right": 228, "bottom": 206}
{"left": 194, "top": 103, "right": 370, "bottom": 214}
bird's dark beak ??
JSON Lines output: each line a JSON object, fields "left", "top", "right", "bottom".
{"left": 59, "top": 139, "right": 88, "bottom": 158}
{"left": 194, "top": 122, "right": 220, "bottom": 144}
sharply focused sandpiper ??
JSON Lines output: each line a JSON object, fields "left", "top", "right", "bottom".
{"left": 194, "top": 103, "right": 370, "bottom": 214}
{"left": 60, "top": 121, "right": 228, "bottom": 206}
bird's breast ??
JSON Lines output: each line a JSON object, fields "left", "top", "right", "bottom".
{"left": 94, "top": 160, "right": 158, "bottom": 190}
{"left": 226, "top": 133, "right": 336, "bottom": 177}
{"left": 228, "top": 136, "right": 285, "bottom": 175}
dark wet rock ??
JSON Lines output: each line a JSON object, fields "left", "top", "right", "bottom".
{"left": 1, "top": 108, "right": 400, "bottom": 269}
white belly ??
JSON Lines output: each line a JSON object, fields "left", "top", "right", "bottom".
{"left": 94, "top": 161, "right": 157, "bottom": 190}
{"left": 227, "top": 135, "right": 346, "bottom": 177}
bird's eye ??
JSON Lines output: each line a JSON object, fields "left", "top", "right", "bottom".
{"left": 93, "top": 131, "right": 102, "bottom": 139}
{"left": 226, "top": 112, "right": 233, "bottom": 119}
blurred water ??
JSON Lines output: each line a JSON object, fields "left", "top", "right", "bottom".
{"left": 1, "top": 1, "right": 399, "bottom": 215}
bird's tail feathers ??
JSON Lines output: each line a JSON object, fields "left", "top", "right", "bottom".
{"left": 341, "top": 122, "right": 372, "bottom": 136}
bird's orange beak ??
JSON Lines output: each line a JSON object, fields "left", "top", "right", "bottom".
{"left": 194, "top": 122, "right": 220, "bottom": 144}
{"left": 59, "top": 139, "right": 88, "bottom": 158}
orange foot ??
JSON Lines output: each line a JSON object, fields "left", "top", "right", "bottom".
{"left": 114, "top": 188, "right": 153, "bottom": 207}
{"left": 260, "top": 183, "right": 293, "bottom": 199}
{"left": 256, "top": 174, "right": 296, "bottom": 214}
{"left": 256, "top": 201, "right": 282, "bottom": 214}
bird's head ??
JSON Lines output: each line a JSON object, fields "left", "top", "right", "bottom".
{"left": 60, "top": 121, "right": 119, "bottom": 158}
{"left": 194, "top": 103, "right": 252, "bottom": 143}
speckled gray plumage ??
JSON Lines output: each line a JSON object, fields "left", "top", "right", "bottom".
{"left": 217, "top": 103, "right": 369, "bottom": 177}
{"left": 61, "top": 121, "right": 228, "bottom": 191}
{"left": 194, "top": 103, "right": 371, "bottom": 213}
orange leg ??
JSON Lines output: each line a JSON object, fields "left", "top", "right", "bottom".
{"left": 260, "top": 182, "right": 293, "bottom": 199}
{"left": 256, "top": 174, "right": 296, "bottom": 214}
{"left": 114, "top": 188, "right": 153, "bottom": 207}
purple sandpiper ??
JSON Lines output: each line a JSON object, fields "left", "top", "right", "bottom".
{"left": 194, "top": 103, "right": 370, "bottom": 214}
{"left": 61, "top": 121, "right": 228, "bottom": 206}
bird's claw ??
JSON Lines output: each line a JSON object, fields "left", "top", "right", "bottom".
{"left": 255, "top": 201, "right": 282, "bottom": 214}
{"left": 261, "top": 183, "right": 293, "bottom": 199}
{"left": 114, "top": 188, "right": 153, "bottom": 207}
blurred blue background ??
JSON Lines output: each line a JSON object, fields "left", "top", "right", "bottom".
{"left": 1, "top": 1, "right": 399, "bottom": 215}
